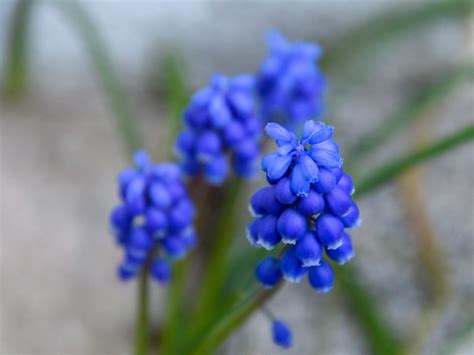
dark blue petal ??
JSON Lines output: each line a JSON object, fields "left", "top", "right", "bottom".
{"left": 274, "top": 177, "right": 297, "bottom": 205}
{"left": 145, "top": 208, "right": 168, "bottom": 237}
{"left": 223, "top": 120, "right": 245, "bottom": 146}
{"left": 257, "top": 214, "right": 281, "bottom": 250}
{"left": 296, "top": 189, "right": 325, "bottom": 216}
{"left": 262, "top": 186, "right": 286, "bottom": 215}
{"left": 128, "top": 227, "right": 153, "bottom": 251}
{"left": 117, "top": 262, "right": 138, "bottom": 281}
{"left": 247, "top": 218, "right": 262, "bottom": 246}
{"left": 326, "top": 232, "right": 355, "bottom": 265}
{"left": 195, "top": 131, "right": 222, "bottom": 162}
{"left": 149, "top": 182, "right": 172, "bottom": 209}
{"left": 209, "top": 95, "right": 232, "bottom": 128}
{"left": 249, "top": 187, "right": 269, "bottom": 216}
{"left": 176, "top": 130, "right": 195, "bottom": 155}
{"left": 277, "top": 208, "right": 307, "bottom": 244}
{"left": 168, "top": 198, "right": 195, "bottom": 231}
{"left": 325, "top": 186, "right": 352, "bottom": 217}
{"left": 255, "top": 257, "right": 282, "bottom": 287}
{"left": 151, "top": 258, "right": 172, "bottom": 284}
{"left": 314, "top": 167, "right": 337, "bottom": 193}
{"left": 110, "top": 204, "right": 132, "bottom": 232}
{"left": 205, "top": 155, "right": 229, "bottom": 185}
{"left": 315, "top": 213, "right": 344, "bottom": 249}
{"left": 290, "top": 163, "right": 310, "bottom": 197}
{"left": 272, "top": 320, "right": 293, "bottom": 348}
{"left": 161, "top": 236, "right": 187, "bottom": 259}
{"left": 338, "top": 173, "right": 355, "bottom": 195}
{"left": 233, "top": 139, "right": 259, "bottom": 160}
{"left": 308, "top": 258, "right": 334, "bottom": 293}
{"left": 280, "top": 247, "right": 306, "bottom": 282}
{"left": 341, "top": 202, "right": 362, "bottom": 228}
{"left": 117, "top": 168, "right": 138, "bottom": 199}
{"left": 295, "top": 232, "right": 322, "bottom": 267}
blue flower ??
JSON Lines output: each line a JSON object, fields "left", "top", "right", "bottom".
{"left": 272, "top": 320, "right": 293, "bottom": 348}
{"left": 263, "top": 120, "right": 342, "bottom": 197}
{"left": 176, "top": 74, "right": 262, "bottom": 185}
{"left": 257, "top": 31, "right": 326, "bottom": 124}
{"left": 248, "top": 120, "right": 361, "bottom": 294}
{"left": 109, "top": 150, "right": 196, "bottom": 284}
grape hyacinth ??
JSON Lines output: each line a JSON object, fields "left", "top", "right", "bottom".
{"left": 257, "top": 32, "right": 326, "bottom": 125}
{"left": 248, "top": 120, "right": 361, "bottom": 293}
{"left": 109, "top": 150, "right": 196, "bottom": 283}
{"left": 175, "top": 74, "right": 261, "bottom": 185}
{"left": 272, "top": 320, "right": 293, "bottom": 348}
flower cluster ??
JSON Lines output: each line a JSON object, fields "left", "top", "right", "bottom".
{"left": 248, "top": 120, "right": 361, "bottom": 293}
{"left": 257, "top": 32, "right": 326, "bottom": 125}
{"left": 109, "top": 151, "right": 196, "bottom": 283}
{"left": 176, "top": 74, "right": 261, "bottom": 185}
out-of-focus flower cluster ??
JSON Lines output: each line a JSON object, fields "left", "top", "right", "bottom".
{"left": 248, "top": 120, "right": 361, "bottom": 293}
{"left": 257, "top": 32, "right": 326, "bottom": 125}
{"left": 176, "top": 74, "right": 261, "bottom": 185}
{"left": 109, "top": 151, "right": 196, "bottom": 283}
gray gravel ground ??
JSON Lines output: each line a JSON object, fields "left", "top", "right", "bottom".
{"left": 1, "top": 1, "right": 473, "bottom": 354}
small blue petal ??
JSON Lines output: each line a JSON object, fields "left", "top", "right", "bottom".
{"left": 149, "top": 182, "right": 172, "bottom": 209}
{"left": 257, "top": 214, "right": 281, "bottom": 250}
{"left": 249, "top": 187, "right": 269, "bottom": 216}
{"left": 277, "top": 208, "right": 307, "bottom": 244}
{"left": 196, "top": 131, "right": 222, "bottom": 162}
{"left": 145, "top": 208, "right": 168, "bottom": 236}
{"left": 262, "top": 186, "right": 286, "bottom": 215}
{"left": 299, "top": 154, "right": 319, "bottom": 183}
{"left": 338, "top": 173, "right": 355, "bottom": 195}
{"left": 117, "top": 262, "right": 138, "bottom": 281}
{"left": 315, "top": 214, "right": 344, "bottom": 249}
{"left": 274, "top": 177, "right": 297, "bottom": 205}
{"left": 290, "top": 163, "right": 311, "bottom": 197}
{"left": 325, "top": 186, "right": 352, "bottom": 217}
{"left": 307, "top": 123, "right": 334, "bottom": 144}
{"left": 247, "top": 218, "right": 262, "bottom": 246}
{"left": 296, "top": 189, "right": 325, "bottom": 216}
{"left": 310, "top": 147, "right": 343, "bottom": 169}
{"left": 133, "top": 150, "right": 151, "bottom": 170}
{"left": 176, "top": 130, "right": 195, "bottom": 155}
{"left": 267, "top": 154, "right": 293, "bottom": 181}
{"left": 205, "top": 155, "right": 229, "bottom": 185}
{"left": 308, "top": 258, "right": 334, "bottom": 293}
{"left": 128, "top": 227, "right": 153, "bottom": 251}
{"left": 326, "top": 232, "right": 355, "bottom": 265}
{"left": 117, "top": 168, "right": 138, "bottom": 199}
{"left": 277, "top": 143, "right": 295, "bottom": 156}
{"left": 256, "top": 257, "right": 282, "bottom": 287}
{"left": 312, "top": 139, "right": 339, "bottom": 153}
{"left": 265, "top": 122, "right": 293, "bottom": 144}
{"left": 272, "top": 320, "right": 293, "bottom": 348}
{"left": 151, "top": 258, "right": 172, "bottom": 284}
{"left": 161, "top": 236, "right": 187, "bottom": 259}
{"left": 110, "top": 204, "right": 132, "bottom": 232}
{"left": 314, "top": 167, "right": 337, "bottom": 193}
{"left": 168, "top": 198, "right": 195, "bottom": 231}
{"left": 295, "top": 232, "right": 322, "bottom": 267}
{"left": 125, "top": 176, "right": 146, "bottom": 204}
{"left": 341, "top": 202, "right": 362, "bottom": 228}
{"left": 280, "top": 247, "right": 306, "bottom": 282}
{"left": 223, "top": 120, "right": 245, "bottom": 146}
{"left": 209, "top": 95, "right": 232, "bottom": 128}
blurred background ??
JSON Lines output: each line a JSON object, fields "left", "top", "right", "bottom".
{"left": 0, "top": 0, "right": 473, "bottom": 354}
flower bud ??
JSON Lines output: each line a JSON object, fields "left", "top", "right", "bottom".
{"left": 277, "top": 208, "right": 307, "bottom": 244}
{"left": 308, "top": 259, "right": 334, "bottom": 293}
{"left": 295, "top": 232, "right": 322, "bottom": 267}
{"left": 280, "top": 248, "right": 306, "bottom": 282}
{"left": 255, "top": 257, "right": 282, "bottom": 287}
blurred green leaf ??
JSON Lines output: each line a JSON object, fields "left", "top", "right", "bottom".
{"left": 3, "top": 0, "right": 34, "bottom": 98}
{"left": 321, "top": 0, "right": 473, "bottom": 71}
{"left": 354, "top": 123, "right": 474, "bottom": 197}
{"left": 54, "top": 1, "right": 142, "bottom": 157}
{"left": 346, "top": 65, "right": 474, "bottom": 168}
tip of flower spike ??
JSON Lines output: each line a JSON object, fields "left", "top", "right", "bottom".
{"left": 272, "top": 320, "right": 293, "bottom": 348}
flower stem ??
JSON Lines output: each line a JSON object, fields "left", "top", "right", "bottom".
{"left": 190, "top": 283, "right": 283, "bottom": 355}
{"left": 135, "top": 269, "right": 150, "bottom": 355}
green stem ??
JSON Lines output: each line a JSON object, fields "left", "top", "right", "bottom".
{"left": 354, "top": 124, "right": 474, "bottom": 197}
{"left": 53, "top": 0, "right": 141, "bottom": 157}
{"left": 3, "top": 0, "right": 34, "bottom": 98}
{"left": 190, "top": 283, "right": 283, "bottom": 355}
{"left": 135, "top": 269, "right": 150, "bottom": 355}
{"left": 346, "top": 65, "right": 474, "bottom": 167}
{"left": 191, "top": 178, "right": 243, "bottom": 334}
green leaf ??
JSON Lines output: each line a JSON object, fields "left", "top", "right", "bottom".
{"left": 346, "top": 65, "right": 474, "bottom": 168}
{"left": 2, "top": 0, "right": 35, "bottom": 98}
{"left": 354, "top": 124, "right": 474, "bottom": 197}
{"left": 54, "top": 1, "right": 142, "bottom": 157}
